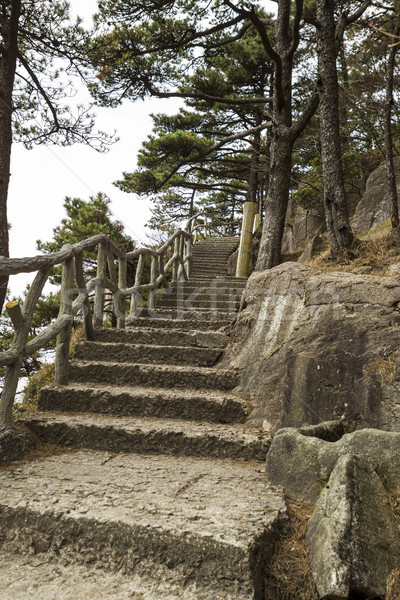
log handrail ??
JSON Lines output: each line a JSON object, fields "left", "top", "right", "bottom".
{"left": 185, "top": 212, "right": 241, "bottom": 240}
{"left": 0, "top": 227, "right": 192, "bottom": 430}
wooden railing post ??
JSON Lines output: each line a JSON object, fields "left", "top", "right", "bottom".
{"left": 94, "top": 241, "right": 107, "bottom": 327}
{"left": 149, "top": 257, "right": 157, "bottom": 311}
{"left": 117, "top": 256, "right": 127, "bottom": 328}
{"left": 74, "top": 252, "right": 94, "bottom": 341}
{"left": 0, "top": 268, "right": 50, "bottom": 430}
{"left": 172, "top": 236, "right": 179, "bottom": 282}
{"left": 55, "top": 254, "right": 75, "bottom": 385}
{"left": 107, "top": 247, "right": 118, "bottom": 327}
{"left": 130, "top": 253, "right": 144, "bottom": 317}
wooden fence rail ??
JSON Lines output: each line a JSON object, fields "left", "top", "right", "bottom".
{"left": 0, "top": 228, "right": 192, "bottom": 430}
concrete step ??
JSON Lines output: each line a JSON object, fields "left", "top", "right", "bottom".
{"left": 94, "top": 327, "right": 228, "bottom": 348}
{"left": 26, "top": 413, "right": 270, "bottom": 460}
{"left": 0, "top": 450, "right": 285, "bottom": 599}
{"left": 126, "top": 317, "right": 230, "bottom": 331}
{"left": 69, "top": 360, "right": 240, "bottom": 390}
{"left": 73, "top": 341, "right": 223, "bottom": 368}
{"left": 38, "top": 384, "right": 249, "bottom": 423}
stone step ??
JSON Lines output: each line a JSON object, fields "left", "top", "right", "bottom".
{"left": 73, "top": 341, "right": 222, "bottom": 368}
{"left": 126, "top": 317, "right": 230, "bottom": 331}
{"left": 134, "top": 308, "right": 236, "bottom": 320}
{"left": 26, "top": 413, "right": 270, "bottom": 460}
{"left": 156, "top": 297, "right": 239, "bottom": 310}
{"left": 0, "top": 451, "right": 285, "bottom": 599}
{"left": 94, "top": 327, "right": 228, "bottom": 348}
{"left": 160, "top": 291, "right": 241, "bottom": 302}
{"left": 69, "top": 360, "right": 240, "bottom": 390}
{"left": 38, "top": 384, "right": 249, "bottom": 423}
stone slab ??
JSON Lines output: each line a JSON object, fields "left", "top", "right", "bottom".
{"left": 95, "top": 327, "right": 229, "bottom": 349}
{"left": 38, "top": 383, "right": 249, "bottom": 423}
{"left": 0, "top": 450, "right": 286, "bottom": 599}
{"left": 69, "top": 360, "right": 240, "bottom": 391}
{"left": 73, "top": 341, "right": 222, "bottom": 368}
{"left": 26, "top": 412, "right": 271, "bottom": 460}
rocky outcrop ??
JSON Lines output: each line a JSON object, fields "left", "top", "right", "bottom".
{"left": 281, "top": 199, "right": 325, "bottom": 254}
{"left": 352, "top": 156, "right": 400, "bottom": 234}
{"left": 306, "top": 454, "right": 400, "bottom": 599}
{"left": 265, "top": 426, "right": 400, "bottom": 502}
{"left": 223, "top": 262, "right": 400, "bottom": 432}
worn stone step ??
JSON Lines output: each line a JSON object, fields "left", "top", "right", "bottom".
{"left": 25, "top": 413, "right": 270, "bottom": 460}
{"left": 136, "top": 308, "right": 236, "bottom": 320}
{"left": 38, "top": 384, "right": 249, "bottom": 423}
{"left": 94, "top": 327, "right": 228, "bottom": 348}
{"left": 160, "top": 291, "right": 240, "bottom": 302}
{"left": 157, "top": 297, "right": 239, "bottom": 310}
{"left": 0, "top": 451, "right": 285, "bottom": 599}
{"left": 73, "top": 341, "right": 222, "bottom": 368}
{"left": 69, "top": 360, "right": 240, "bottom": 390}
{"left": 126, "top": 317, "right": 230, "bottom": 331}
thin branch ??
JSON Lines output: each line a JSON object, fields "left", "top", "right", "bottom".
{"left": 288, "top": 0, "right": 304, "bottom": 60}
{"left": 17, "top": 51, "right": 60, "bottom": 130}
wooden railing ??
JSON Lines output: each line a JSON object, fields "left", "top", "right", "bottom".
{"left": 186, "top": 213, "right": 241, "bottom": 242}
{"left": 0, "top": 228, "right": 191, "bottom": 430}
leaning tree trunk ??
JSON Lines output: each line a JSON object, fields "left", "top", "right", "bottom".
{"left": 0, "top": 0, "right": 21, "bottom": 312}
{"left": 384, "top": 26, "right": 400, "bottom": 246}
{"left": 316, "top": 0, "right": 354, "bottom": 258}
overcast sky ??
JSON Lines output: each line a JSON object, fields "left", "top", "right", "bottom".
{"left": 8, "top": 0, "right": 276, "bottom": 295}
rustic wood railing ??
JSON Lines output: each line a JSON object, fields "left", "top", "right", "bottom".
{"left": 0, "top": 228, "right": 191, "bottom": 430}
{"left": 186, "top": 212, "right": 241, "bottom": 241}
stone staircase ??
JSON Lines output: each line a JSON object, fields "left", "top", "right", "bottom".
{"left": 0, "top": 237, "right": 286, "bottom": 600}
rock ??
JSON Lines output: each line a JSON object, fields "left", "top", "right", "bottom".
{"left": 223, "top": 262, "right": 400, "bottom": 433}
{"left": 0, "top": 426, "right": 36, "bottom": 465}
{"left": 265, "top": 426, "right": 400, "bottom": 502}
{"left": 226, "top": 249, "right": 238, "bottom": 276}
{"left": 281, "top": 199, "right": 325, "bottom": 254}
{"left": 297, "top": 233, "right": 326, "bottom": 263}
{"left": 352, "top": 156, "right": 400, "bottom": 234}
{"left": 298, "top": 420, "right": 345, "bottom": 442}
{"left": 388, "top": 262, "right": 400, "bottom": 274}
{"left": 306, "top": 454, "right": 400, "bottom": 599}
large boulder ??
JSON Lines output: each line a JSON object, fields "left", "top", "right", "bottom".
{"left": 265, "top": 426, "right": 400, "bottom": 502}
{"left": 223, "top": 262, "right": 400, "bottom": 432}
{"left": 306, "top": 454, "right": 400, "bottom": 599}
{"left": 281, "top": 199, "right": 325, "bottom": 254}
{"left": 352, "top": 156, "right": 400, "bottom": 234}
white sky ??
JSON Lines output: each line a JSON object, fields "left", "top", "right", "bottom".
{"left": 8, "top": 0, "right": 276, "bottom": 295}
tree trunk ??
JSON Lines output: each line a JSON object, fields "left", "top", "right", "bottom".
{"left": 0, "top": 0, "right": 21, "bottom": 312}
{"left": 256, "top": 127, "right": 293, "bottom": 270}
{"left": 316, "top": 0, "right": 354, "bottom": 258}
{"left": 384, "top": 24, "right": 400, "bottom": 246}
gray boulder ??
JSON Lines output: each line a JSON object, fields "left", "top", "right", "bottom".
{"left": 352, "top": 156, "right": 400, "bottom": 234}
{"left": 266, "top": 426, "right": 400, "bottom": 503}
{"left": 306, "top": 454, "right": 400, "bottom": 599}
{"left": 223, "top": 262, "right": 400, "bottom": 433}
{"left": 281, "top": 199, "right": 325, "bottom": 254}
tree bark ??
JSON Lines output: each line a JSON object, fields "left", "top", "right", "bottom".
{"left": 0, "top": 0, "right": 21, "bottom": 312}
{"left": 384, "top": 23, "right": 400, "bottom": 246}
{"left": 316, "top": 0, "right": 354, "bottom": 258}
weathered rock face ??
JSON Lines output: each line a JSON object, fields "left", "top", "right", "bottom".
{"left": 306, "top": 454, "right": 400, "bottom": 599}
{"left": 223, "top": 262, "right": 400, "bottom": 432}
{"left": 0, "top": 426, "right": 35, "bottom": 465}
{"left": 281, "top": 199, "right": 325, "bottom": 254}
{"left": 265, "top": 426, "right": 400, "bottom": 502}
{"left": 352, "top": 156, "right": 400, "bottom": 234}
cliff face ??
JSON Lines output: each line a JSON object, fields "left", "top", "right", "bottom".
{"left": 223, "top": 262, "right": 400, "bottom": 433}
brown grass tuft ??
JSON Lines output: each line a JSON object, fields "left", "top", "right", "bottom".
{"left": 306, "top": 225, "right": 400, "bottom": 277}
{"left": 265, "top": 499, "right": 318, "bottom": 600}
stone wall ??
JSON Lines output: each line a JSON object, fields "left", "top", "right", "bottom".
{"left": 223, "top": 262, "right": 400, "bottom": 433}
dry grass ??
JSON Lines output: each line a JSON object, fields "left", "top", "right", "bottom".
{"left": 306, "top": 224, "right": 400, "bottom": 277}
{"left": 365, "top": 353, "right": 397, "bottom": 384}
{"left": 265, "top": 499, "right": 318, "bottom": 600}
